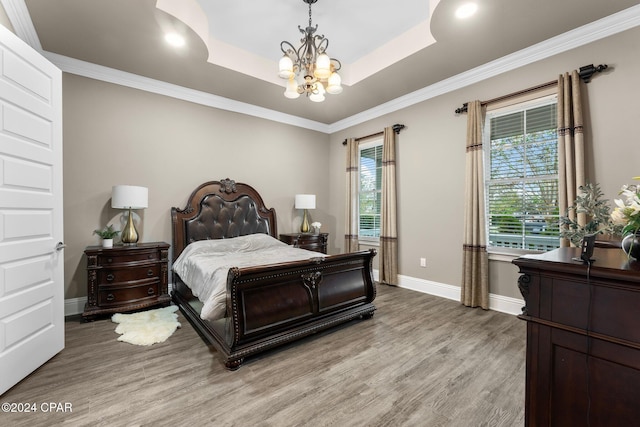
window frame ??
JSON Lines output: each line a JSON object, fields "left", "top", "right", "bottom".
{"left": 357, "top": 137, "right": 384, "bottom": 245}
{"left": 483, "top": 94, "right": 560, "bottom": 256}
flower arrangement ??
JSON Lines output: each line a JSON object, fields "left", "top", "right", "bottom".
{"left": 611, "top": 177, "right": 640, "bottom": 236}
{"left": 311, "top": 222, "right": 321, "bottom": 233}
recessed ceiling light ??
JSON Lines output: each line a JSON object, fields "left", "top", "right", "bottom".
{"left": 455, "top": 2, "right": 478, "bottom": 19}
{"left": 165, "top": 33, "right": 185, "bottom": 48}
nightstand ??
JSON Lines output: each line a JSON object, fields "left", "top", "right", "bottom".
{"left": 82, "top": 242, "right": 171, "bottom": 321}
{"left": 279, "top": 233, "right": 328, "bottom": 254}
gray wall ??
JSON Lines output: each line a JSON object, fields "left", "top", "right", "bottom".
{"left": 329, "top": 26, "right": 640, "bottom": 300}
{"left": 63, "top": 75, "right": 331, "bottom": 299}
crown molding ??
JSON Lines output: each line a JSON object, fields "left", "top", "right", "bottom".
{"left": 4, "top": 1, "right": 640, "bottom": 134}
{"left": 0, "top": 0, "right": 41, "bottom": 50}
{"left": 44, "top": 52, "right": 331, "bottom": 133}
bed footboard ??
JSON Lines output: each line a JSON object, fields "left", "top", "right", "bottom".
{"left": 173, "top": 249, "right": 376, "bottom": 370}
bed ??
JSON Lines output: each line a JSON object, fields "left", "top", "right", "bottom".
{"left": 171, "top": 179, "right": 377, "bottom": 370}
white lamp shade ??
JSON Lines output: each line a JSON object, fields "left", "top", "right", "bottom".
{"left": 309, "top": 82, "right": 325, "bottom": 102}
{"left": 326, "top": 72, "right": 343, "bottom": 94}
{"left": 278, "top": 55, "right": 294, "bottom": 79}
{"left": 111, "top": 185, "right": 148, "bottom": 209}
{"left": 314, "top": 53, "right": 331, "bottom": 80}
{"left": 284, "top": 78, "right": 300, "bottom": 99}
{"left": 295, "top": 194, "right": 316, "bottom": 209}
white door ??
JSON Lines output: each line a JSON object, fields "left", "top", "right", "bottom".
{"left": 0, "top": 24, "right": 64, "bottom": 395}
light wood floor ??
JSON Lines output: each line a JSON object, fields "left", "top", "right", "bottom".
{"left": 2, "top": 285, "right": 525, "bottom": 427}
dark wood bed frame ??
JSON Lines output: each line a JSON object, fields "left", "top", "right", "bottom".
{"left": 171, "top": 179, "right": 377, "bottom": 370}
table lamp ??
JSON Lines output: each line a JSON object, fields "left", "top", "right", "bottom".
{"left": 111, "top": 185, "right": 148, "bottom": 245}
{"left": 295, "top": 194, "right": 315, "bottom": 233}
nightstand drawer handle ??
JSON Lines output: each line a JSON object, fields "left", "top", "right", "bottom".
{"left": 147, "top": 287, "right": 155, "bottom": 295}
{"left": 107, "top": 258, "right": 113, "bottom": 263}
{"left": 106, "top": 293, "right": 115, "bottom": 301}
{"left": 148, "top": 254, "right": 153, "bottom": 259}
{"left": 147, "top": 269, "right": 154, "bottom": 277}
{"left": 106, "top": 273, "right": 115, "bottom": 281}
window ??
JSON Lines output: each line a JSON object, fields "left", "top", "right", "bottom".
{"left": 484, "top": 96, "right": 560, "bottom": 253}
{"left": 359, "top": 138, "right": 383, "bottom": 241}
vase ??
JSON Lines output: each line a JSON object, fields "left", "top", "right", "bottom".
{"left": 102, "top": 238, "right": 113, "bottom": 248}
{"left": 621, "top": 233, "right": 640, "bottom": 260}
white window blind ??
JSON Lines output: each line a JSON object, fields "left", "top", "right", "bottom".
{"left": 485, "top": 97, "right": 560, "bottom": 252}
{"left": 359, "top": 139, "right": 383, "bottom": 240}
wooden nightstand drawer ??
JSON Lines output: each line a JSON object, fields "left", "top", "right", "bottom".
{"left": 97, "top": 264, "right": 159, "bottom": 285}
{"left": 83, "top": 242, "right": 170, "bottom": 321}
{"left": 98, "top": 282, "right": 159, "bottom": 307}
{"left": 97, "top": 250, "right": 159, "bottom": 266}
{"left": 279, "top": 233, "right": 328, "bottom": 254}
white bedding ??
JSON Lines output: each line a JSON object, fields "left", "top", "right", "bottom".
{"left": 172, "top": 234, "right": 325, "bottom": 321}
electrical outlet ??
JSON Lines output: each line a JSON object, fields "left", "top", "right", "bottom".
{"left": 420, "top": 257, "right": 427, "bottom": 267}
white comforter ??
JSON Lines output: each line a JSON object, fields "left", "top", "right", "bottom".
{"left": 172, "top": 234, "right": 325, "bottom": 321}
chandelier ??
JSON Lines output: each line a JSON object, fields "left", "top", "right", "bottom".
{"left": 278, "top": 0, "right": 342, "bottom": 102}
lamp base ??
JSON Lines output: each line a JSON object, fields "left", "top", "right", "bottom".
{"left": 121, "top": 208, "right": 139, "bottom": 245}
{"left": 300, "top": 209, "right": 310, "bottom": 233}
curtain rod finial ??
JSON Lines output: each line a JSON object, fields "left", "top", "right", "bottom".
{"left": 392, "top": 124, "right": 405, "bottom": 134}
{"left": 579, "top": 64, "right": 608, "bottom": 83}
{"left": 455, "top": 103, "right": 468, "bottom": 114}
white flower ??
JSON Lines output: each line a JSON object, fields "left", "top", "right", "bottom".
{"left": 311, "top": 222, "right": 321, "bottom": 228}
{"left": 611, "top": 206, "right": 627, "bottom": 226}
{"left": 611, "top": 181, "right": 640, "bottom": 235}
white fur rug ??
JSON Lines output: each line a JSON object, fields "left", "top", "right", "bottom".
{"left": 111, "top": 305, "right": 181, "bottom": 346}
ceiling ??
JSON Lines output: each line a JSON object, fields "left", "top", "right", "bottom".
{"left": 12, "top": 0, "right": 640, "bottom": 126}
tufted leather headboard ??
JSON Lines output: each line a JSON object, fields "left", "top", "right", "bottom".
{"left": 171, "top": 178, "right": 277, "bottom": 261}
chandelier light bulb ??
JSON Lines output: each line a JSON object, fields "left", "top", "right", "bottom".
{"left": 284, "top": 78, "right": 301, "bottom": 99}
{"left": 314, "top": 53, "right": 331, "bottom": 79}
{"left": 278, "top": 55, "right": 294, "bottom": 79}
{"left": 326, "top": 72, "right": 343, "bottom": 94}
{"left": 309, "top": 82, "right": 325, "bottom": 102}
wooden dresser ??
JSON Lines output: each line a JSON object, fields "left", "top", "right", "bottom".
{"left": 82, "top": 242, "right": 171, "bottom": 321}
{"left": 279, "top": 232, "right": 328, "bottom": 254}
{"left": 513, "top": 247, "right": 640, "bottom": 426}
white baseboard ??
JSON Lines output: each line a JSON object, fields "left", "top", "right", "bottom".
{"left": 65, "top": 297, "right": 86, "bottom": 317}
{"left": 65, "top": 277, "right": 523, "bottom": 317}
{"left": 376, "top": 270, "right": 524, "bottom": 316}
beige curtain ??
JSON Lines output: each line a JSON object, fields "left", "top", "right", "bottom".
{"left": 461, "top": 101, "right": 489, "bottom": 309}
{"left": 344, "top": 137, "right": 360, "bottom": 252}
{"left": 558, "top": 70, "right": 586, "bottom": 247}
{"left": 379, "top": 127, "right": 398, "bottom": 285}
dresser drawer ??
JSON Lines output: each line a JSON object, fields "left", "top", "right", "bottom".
{"left": 97, "top": 250, "right": 159, "bottom": 266}
{"left": 98, "top": 264, "right": 159, "bottom": 285}
{"left": 98, "top": 282, "right": 159, "bottom": 307}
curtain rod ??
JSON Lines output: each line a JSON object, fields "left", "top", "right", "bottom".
{"left": 454, "top": 63, "right": 608, "bottom": 114}
{"left": 342, "top": 123, "right": 405, "bottom": 145}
